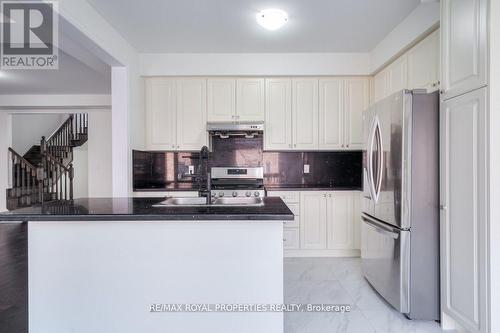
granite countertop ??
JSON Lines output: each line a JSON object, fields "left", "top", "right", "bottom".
{"left": 0, "top": 197, "right": 294, "bottom": 222}
{"left": 134, "top": 183, "right": 199, "bottom": 192}
{"left": 134, "top": 184, "right": 362, "bottom": 192}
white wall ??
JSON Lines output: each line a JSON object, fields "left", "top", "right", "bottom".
{"left": 370, "top": 2, "right": 440, "bottom": 73}
{"left": 11, "top": 114, "right": 66, "bottom": 155}
{"left": 140, "top": 53, "right": 371, "bottom": 76}
{"left": 87, "top": 111, "right": 112, "bottom": 197}
{"left": 56, "top": 0, "right": 144, "bottom": 195}
{"left": 72, "top": 143, "right": 89, "bottom": 199}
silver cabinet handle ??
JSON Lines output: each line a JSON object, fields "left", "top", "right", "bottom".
{"left": 323, "top": 194, "right": 327, "bottom": 198}
{"left": 440, "top": 205, "right": 448, "bottom": 210}
{"left": 294, "top": 144, "right": 297, "bottom": 148}
{"left": 328, "top": 194, "right": 332, "bottom": 198}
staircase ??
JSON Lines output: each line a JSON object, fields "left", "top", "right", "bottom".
{"left": 6, "top": 114, "right": 88, "bottom": 210}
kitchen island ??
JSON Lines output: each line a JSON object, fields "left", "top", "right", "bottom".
{"left": 0, "top": 197, "right": 293, "bottom": 333}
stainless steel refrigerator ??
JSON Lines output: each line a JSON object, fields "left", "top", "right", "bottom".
{"left": 361, "top": 90, "right": 440, "bottom": 320}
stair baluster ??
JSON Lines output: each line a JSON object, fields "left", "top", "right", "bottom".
{"left": 6, "top": 113, "right": 88, "bottom": 210}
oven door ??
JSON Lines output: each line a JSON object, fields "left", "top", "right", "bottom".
{"left": 361, "top": 214, "right": 410, "bottom": 314}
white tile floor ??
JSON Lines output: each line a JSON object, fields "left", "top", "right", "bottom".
{"left": 284, "top": 258, "right": 446, "bottom": 333}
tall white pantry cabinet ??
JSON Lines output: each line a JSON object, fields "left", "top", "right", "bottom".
{"left": 440, "top": 0, "right": 488, "bottom": 332}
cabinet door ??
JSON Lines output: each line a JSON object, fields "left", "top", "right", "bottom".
{"left": 327, "top": 192, "right": 354, "bottom": 250}
{"left": 387, "top": 55, "right": 408, "bottom": 95}
{"left": 292, "top": 78, "right": 318, "bottom": 149}
{"left": 236, "top": 78, "right": 265, "bottom": 121}
{"left": 300, "top": 192, "right": 327, "bottom": 249}
{"left": 207, "top": 78, "right": 236, "bottom": 122}
{"left": 318, "top": 79, "right": 344, "bottom": 149}
{"left": 441, "top": 0, "right": 487, "bottom": 100}
{"left": 441, "top": 88, "right": 487, "bottom": 333}
{"left": 264, "top": 79, "right": 292, "bottom": 150}
{"left": 176, "top": 79, "right": 208, "bottom": 151}
{"left": 373, "top": 69, "right": 389, "bottom": 103}
{"left": 345, "top": 78, "right": 369, "bottom": 150}
{"left": 145, "top": 78, "right": 177, "bottom": 150}
{"left": 407, "top": 29, "right": 440, "bottom": 92}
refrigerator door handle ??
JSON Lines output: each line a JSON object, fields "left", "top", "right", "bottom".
{"left": 375, "top": 121, "right": 384, "bottom": 201}
{"left": 369, "top": 117, "right": 381, "bottom": 203}
{"left": 367, "top": 117, "right": 377, "bottom": 202}
{"left": 361, "top": 215, "right": 399, "bottom": 239}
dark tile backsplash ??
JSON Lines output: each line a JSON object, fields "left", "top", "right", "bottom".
{"left": 133, "top": 136, "right": 362, "bottom": 190}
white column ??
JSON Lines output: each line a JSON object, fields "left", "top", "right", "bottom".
{"left": 0, "top": 112, "right": 12, "bottom": 212}
{"left": 111, "top": 67, "right": 130, "bottom": 197}
{"left": 87, "top": 111, "right": 112, "bottom": 197}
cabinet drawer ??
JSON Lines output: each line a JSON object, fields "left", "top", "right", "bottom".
{"left": 267, "top": 191, "right": 299, "bottom": 203}
{"left": 283, "top": 228, "right": 300, "bottom": 250}
{"left": 287, "top": 202, "right": 300, "bottom": 216}
{"left": 284, "top": 215, "right": 300, "bottom": 228}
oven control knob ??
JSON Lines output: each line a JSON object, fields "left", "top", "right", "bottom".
{"left": 254, "top": 192, "right": 260, "bottom": 197}
{"left": 245, "top": 191, "right": 251, "bottom": 197}
{"left": 219, "top": 192, "right": 225, "bottom": 197}
{"left": 232, "top": 191, "right": 238, "bottom": 197}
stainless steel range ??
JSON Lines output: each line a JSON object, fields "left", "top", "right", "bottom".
{"left": 210, "top": 167, "right": 265, "bottom": 199}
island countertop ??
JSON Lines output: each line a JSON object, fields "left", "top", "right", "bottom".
{"left": 0, "top": 197, "right": 294, "bottom": 222}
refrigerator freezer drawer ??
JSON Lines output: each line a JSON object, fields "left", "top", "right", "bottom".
{"left": 361, "top": 214, "right": 410, "bottom": 314}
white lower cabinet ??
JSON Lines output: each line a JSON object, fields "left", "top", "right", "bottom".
{"left": 283, "top": 228, "right": 300, "bottom": 250}
{"left": 269, "top": 190, "right": 360, "bottom": 256}
{"left": 300, "top": 192, "right": 328, "bottom": 249}
{"left": 327, "top": 192, "right": 354, "bottom": 250}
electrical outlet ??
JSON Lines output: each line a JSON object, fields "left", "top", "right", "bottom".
{"left": 188, "top": 166, "right": 195, "bottom": 175}
{"left": 304, "top": 164, "right": 310, "bottom": 174}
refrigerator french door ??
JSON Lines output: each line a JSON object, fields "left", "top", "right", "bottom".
{"left": 361, "top": 90, "right": 440, "bottom": 321}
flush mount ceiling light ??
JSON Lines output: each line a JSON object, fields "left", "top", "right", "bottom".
{"left": 256, "top": 9, "right": 288, "bottom": 31}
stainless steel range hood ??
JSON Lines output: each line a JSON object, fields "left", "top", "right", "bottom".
{"left": 207, "top": 121, "right": 263, "bottom": 138}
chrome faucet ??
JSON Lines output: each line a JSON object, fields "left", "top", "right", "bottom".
{"left": 197, "top": 146, "right": 211, "bottom": 204}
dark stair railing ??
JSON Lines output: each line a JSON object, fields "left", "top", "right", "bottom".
{"left": 7, "top": 148, "right": 41, "bottom": 208}
{"left": 6, "top": 113, "right": 87, "bottom": 210}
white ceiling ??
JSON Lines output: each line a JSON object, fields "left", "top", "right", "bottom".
{"left": 87, "top": 0, "right": 421, "bottom": 53}
{"left": 0, "top": 50, "right": 111, "bottom": 95}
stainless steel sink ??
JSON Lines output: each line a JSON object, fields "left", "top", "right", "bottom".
{"left": 152, "top": 196, "right": 264, "bottom": 207}
{"left": 153, "top": 197, "right": 208, "bottom": 207}
{"left": 212, "top": 197, "right": 264, "bottom": 206}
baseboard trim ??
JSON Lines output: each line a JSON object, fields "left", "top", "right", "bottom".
{"left": 284, "top": 249, "right": 361, "bottom": 258}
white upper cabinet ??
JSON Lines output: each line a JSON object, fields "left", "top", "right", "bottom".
{"left": 372, "top": 30, "right": 440, "bottom": 104}
{"left": 207, "top": 78, "right": 236, "bottom": 122}
{"left": 407, "top": 29, "right": 440, "bottom": 92}
{"left": 176, "top": 79, "right": 208, "bottom": 150}
{"left": 146, "top": 78, "right": 177, "bottom": 150}
{"left": 265, "top": 78, "right": 292, "bottom": 150}
{"left": 292, "top": 78, "right": 319, "bottom": 149}
{"left": 236, "top": 78, "right": 265, "bottom": 121}
{"left": 319, "top": 78, "right": 344, "bottom": 149}
{"left": 387, "top": 54, "right": 408, "bottom": 95}
{"left": 441, "top": 0, "right": 487, "bottom": 100}
{"left": 344, "top": 78, "right": 369, "bottom": 149}
{"left": 373, "top": 69, "right": 389, "bottom": 103}
{"left": 145, "top": 77, "right": 207, "bottom": 151}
